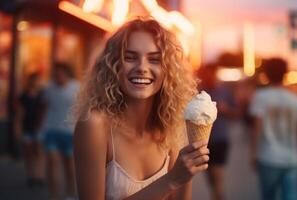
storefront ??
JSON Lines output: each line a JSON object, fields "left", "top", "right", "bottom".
{"left": 0, "top": 0, "right": 106, "bottom": 156}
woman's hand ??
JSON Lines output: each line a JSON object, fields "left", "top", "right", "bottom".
{"left": 167, "top": 140, "right": 209, "bottom": 190}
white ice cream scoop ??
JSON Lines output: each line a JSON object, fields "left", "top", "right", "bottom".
{"left": 184, "top": 91, "right": 217, "bottom": 126}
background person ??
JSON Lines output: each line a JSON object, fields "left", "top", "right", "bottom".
{"left": 43, "top": 62, "right": 80, "bottom": 200}
{"left": 17, "top": 72, "right": 46, "bottom": 187}
{"left": 249, "top": 58, "right": 297, "bottom": 200}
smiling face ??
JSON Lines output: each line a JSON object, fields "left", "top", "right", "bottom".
{"left": 118, "top": 31, "right": 165, "bottom": 102}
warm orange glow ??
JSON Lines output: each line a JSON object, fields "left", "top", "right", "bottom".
{"left": 60, "top": 0, "right": 196, "bottom": 56}
{"left": 189, "top": 21, "right": 202, "bottom": 70}
{"left": 150, "top": 7, "right": 173, "bottom": 29}
{"left": 176, "top": 32, "right": 189, "bottom": 55}
{"left": 284, "top": 71, "right": 297, "bottom": 85}
{"left": 17, "top": 21, "right": 29, "bottom": 31}
{"left": 112, "top": 0, "right": 129, "bottom": 26}
{"left": 140, "top": 0, "right": 195, "bottom": 36}
{"left": 59, "top": 1, "right": 115, "bottom": 32}
{"left": 140, "top": 0, "right": 196, "bottom": 58}
{"left": 169, "top": 11, "right": 195, "bottom": 35}
{"left": 82, "top": 0, "right": 104, "bottom": 13}
{"left": 140, "top": 0, "right": 173, "bottom": 29}
{"left": 258, "top": 73, "right": 269, "bottom": 85}
{"left": 141, "top": 0, "right": 159, "bottom": 11}
{"left": 0, "top": 31, "right": 12, "bottom": 48}
{"left": 217, "top": 68, "right": 245, "bottom": 82}
{"left": 243, "top": 22, "right": 255, "bottom": 76}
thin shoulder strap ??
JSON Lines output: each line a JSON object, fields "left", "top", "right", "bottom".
{"left": 110, "top": 126, "right": 116, "bottom": 161}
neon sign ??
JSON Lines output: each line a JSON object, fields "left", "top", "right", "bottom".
{"left": 60, "top": 0, "right": 195, "bottom": 35}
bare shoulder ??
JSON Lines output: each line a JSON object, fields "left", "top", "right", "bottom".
{"left": 74, "top": 111, "right": 110, "bottom": 199}
{"left": 74, "top": 111, "right": 111, "bottom": 159}
{"left": 74, "top": 111, "right": 110, "bottom": 140}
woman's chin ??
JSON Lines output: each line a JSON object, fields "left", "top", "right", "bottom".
{"left": 125, "top": 92, "right": 155, "bottom": 101}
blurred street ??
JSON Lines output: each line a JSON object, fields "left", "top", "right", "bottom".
{"left": 0, "top": 120, "right": 261, "bottom": 200}
{"left": 0, "top": 157, "right": 48, "bottom": 200}
{"left": 193, "top": 120, "right": 260, "bottom": 200}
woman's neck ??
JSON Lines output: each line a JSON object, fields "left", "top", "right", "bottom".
{"left": 121, "top": 97, "right": 155, "bottom": 137}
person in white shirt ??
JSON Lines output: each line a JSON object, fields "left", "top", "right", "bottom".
{"left": 43, "top": 62, "right": 80, "bottom": 200}
{"left": 249, "top": 58, "right": 297, "bottom": 200}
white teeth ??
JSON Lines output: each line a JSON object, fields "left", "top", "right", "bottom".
{"left": 130, "top": 78, "right": 152, "bottom": 84}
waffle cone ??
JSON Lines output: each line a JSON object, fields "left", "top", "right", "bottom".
{"left": 186, "top": 121, "right": 212, "bottom": 143}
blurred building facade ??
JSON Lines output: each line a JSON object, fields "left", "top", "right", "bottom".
{"left": 0, "top": 0, "right": 107, "bottom": 156}
{"left": 0, "top": 0, "right": 183, "bottom": 156}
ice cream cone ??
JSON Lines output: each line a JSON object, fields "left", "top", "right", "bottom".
{"left": 184, "top": 91, "right": 217, "bottom": 143}
{"left": 186, "top": 120, "right": 212, "bottom": 143}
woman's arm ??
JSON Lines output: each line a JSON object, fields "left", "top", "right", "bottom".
{"left": 124, "top": 141, "right": 209, "bottom": 200}
{"left": 166, "top": 143, "right": 192, "bottom": 200}
{"left": 74, "top": 114, "right": 109, "bottom": 200}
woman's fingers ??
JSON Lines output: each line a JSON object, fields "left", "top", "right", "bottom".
{"left": 181, "top": 140, "right": 208, "bottom": 154}
{"left": 174, "top": 140, "right": 210, "bottom": 180}
{"left": 193, "top": 163, "right": 209, "bottom": 173}
{"left": 187, "top": 148, "right": 209, "bottom": 160}
{"left": 183, "top": 154, "right": 209, "bottom": 169}
{"left": 192, "top": 155, "right": 209, "bottom": 166}
{"left": 179, "top": 148, "right": 209, "bottom": 173}
{"left": 181, "top": 155, "right": 209, "bottom": 177}
{"left": 169, "top": 141, "right": 210, "bottom": 186}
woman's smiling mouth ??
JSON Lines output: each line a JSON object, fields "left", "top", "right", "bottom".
{"left": 129, "top": 77, "right": 153, "bottom": 85}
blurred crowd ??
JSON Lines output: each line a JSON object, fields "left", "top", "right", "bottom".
{"left": 196, "top": 58, "right": 297, "bottom": 200}
{"left": 5, "top": 57, "right": 297, "bottom": 200}
{"left": 16, "top": 62, "right": 79, "bottom": 200}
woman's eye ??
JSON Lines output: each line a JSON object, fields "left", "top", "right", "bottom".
{"left": 124, "top": 56, "right": 136, "bottom": 62}
{"left": 149, "top": 58, "right": 161, "bottom": 64}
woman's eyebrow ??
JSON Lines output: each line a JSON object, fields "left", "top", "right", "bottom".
{"left": 125, "top": 50, "right": 161, "bottom": 56}
{"left": 125, "top": 50, "right": 137, "bottom": 54}
{"left": 148, "top": 52, "right": 161, "bottom": 56}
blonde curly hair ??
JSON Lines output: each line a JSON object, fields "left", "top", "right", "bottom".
{"left": 73, "top": 18, "right": 196, "bottom": 143}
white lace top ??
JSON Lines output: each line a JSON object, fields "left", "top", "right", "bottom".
{"left": 105, "top": 131, "right": 170, "bottom": 200}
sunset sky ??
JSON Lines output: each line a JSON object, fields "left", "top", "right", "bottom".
{"left": 182, "top": 0, "right": 297, "bottom": 67}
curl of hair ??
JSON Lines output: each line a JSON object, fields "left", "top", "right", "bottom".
{"left": 73, "top": 18, "right": 197, "bottom": 144}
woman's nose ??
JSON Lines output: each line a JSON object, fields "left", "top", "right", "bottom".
{"left": 135, "top": 57, "right": 149, "bottom": 73}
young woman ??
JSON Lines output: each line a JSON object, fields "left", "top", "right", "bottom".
{"left": 73, "top": 18, "right": 210, "bottom": 200}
